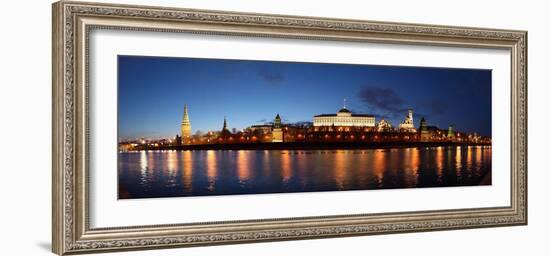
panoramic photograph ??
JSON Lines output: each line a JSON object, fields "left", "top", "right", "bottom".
{"left": 117, "top": 55, "right": 492, "bottom": 199}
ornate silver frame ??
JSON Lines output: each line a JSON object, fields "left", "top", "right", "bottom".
{"left": 52, "top": 1, "right": 527, "bottom": 255}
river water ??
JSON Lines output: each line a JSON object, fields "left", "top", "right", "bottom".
{"left": 118, "top": 146, "right": 491, "bottom": 199}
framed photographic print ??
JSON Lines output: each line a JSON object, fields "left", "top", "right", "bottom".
{"left": 52, "top": 1, "right": 527, "bottom": 255}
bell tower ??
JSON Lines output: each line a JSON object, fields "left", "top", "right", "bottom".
{"left": 398, "top": 109, "right": 416, "bottom": 132}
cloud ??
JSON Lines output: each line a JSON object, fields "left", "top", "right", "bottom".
{"left": 356, "top": 85, "right": 448, "bottom": 125}
{"left": 257, "top": 69, "right": 284, "bottom": 84}
{"left": 357, "top": 86, "right": 407, "bottom": 113}
{"left": 421, "top": 99, "right": 447, "bottom": 116}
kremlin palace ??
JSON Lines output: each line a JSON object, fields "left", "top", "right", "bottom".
{"left": 313, "top": 106, "right": 376, "bottom": 127}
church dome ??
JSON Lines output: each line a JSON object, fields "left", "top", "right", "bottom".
{"left": 338, "top": 108, "right": 351, "bottom": 113}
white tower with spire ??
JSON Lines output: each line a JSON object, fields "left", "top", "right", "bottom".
{"left": 398, "top": 109, "right": 416, "bottom": 132}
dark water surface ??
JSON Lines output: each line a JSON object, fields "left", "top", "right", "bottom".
{"left": 118, "top": 146, "right": 491, "bottom": 199}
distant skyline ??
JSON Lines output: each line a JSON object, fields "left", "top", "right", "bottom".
{"left": 118, "top": 55, "right": 492, "bottom": 140}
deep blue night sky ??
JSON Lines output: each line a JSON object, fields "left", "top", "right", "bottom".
{"left": 118, "top": 55, "right": 492, "bottom": 139}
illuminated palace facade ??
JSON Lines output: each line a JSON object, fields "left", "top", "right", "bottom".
{"left": 313, "top": 107, "right": 375, "bottom": 127}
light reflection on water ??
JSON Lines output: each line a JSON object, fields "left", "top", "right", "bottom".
{"left": 182, "top": 151, "right": 193, "bottom": 193}
{"left": 206, "top": 150, "right": 217, "bottom": 191}
{"left": 118, "top": 146, "right": 492, "bottom": 199}
{"left": 237, "top": 150, "right": 251, "bottom": 183}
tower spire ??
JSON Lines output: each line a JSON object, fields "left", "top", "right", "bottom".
{"left": 183, "top": 104, "right": 189, "bottom": 120}
{"left": 181, "top": 104, "right": 191, "bottom": 143}
{"left": 343, "top": 98, "right": 347, "bottom": 109}
{"left": 223, "top": 116, "right": 228, "bottom": 131}
{"left": 274, "top": 113, "right": 282, "bottom": 128}
{"left": 272, "top": 113, "right": 283, "bottom": 142}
